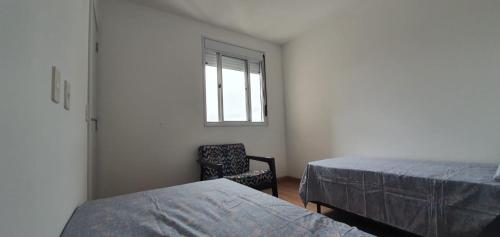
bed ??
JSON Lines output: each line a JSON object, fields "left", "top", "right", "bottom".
{"left": 62, "top": 178, "right": 372, "bottom": 237}
{"left": 299, "top": 157, "right": 500, "bottom": 237}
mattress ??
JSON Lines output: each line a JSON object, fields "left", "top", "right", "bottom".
{"left": 62, "top": 178, "right": 372, "bottom": 237}
{"left": 299, "top": 157, "right": 500, "bottom": 237}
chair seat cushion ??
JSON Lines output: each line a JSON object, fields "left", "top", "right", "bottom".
{"left": 224, "top": 170, "right": 273, "bottom": 188}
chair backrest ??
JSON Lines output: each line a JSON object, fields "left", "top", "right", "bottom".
{"left": 198, "top": 143, "right": 249, "bottom": 179}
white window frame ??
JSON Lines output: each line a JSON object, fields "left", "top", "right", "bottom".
{"left": 202, "top": 37, "right": 268, "bottom": 127}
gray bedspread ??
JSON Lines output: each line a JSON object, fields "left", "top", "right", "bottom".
{"left": 299, "top": 157, "right": 500, "bottom": 237}
{"left": 62, "top": 179, "right": 372, "bottom": 237}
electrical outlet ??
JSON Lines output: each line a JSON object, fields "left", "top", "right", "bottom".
{"left": 64, "top": 80, "right": 70, "bottom": 110}
{"left": 51, "top": 66, "right": 61, "bottom": 103}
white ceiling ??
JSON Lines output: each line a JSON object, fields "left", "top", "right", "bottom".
{"left": 130, "top": 0, "right": 360, "bottom": 44}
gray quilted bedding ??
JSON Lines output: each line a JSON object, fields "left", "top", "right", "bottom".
{"left": 62, "top": 179, "right": 372, "bottom": 237}
{"left": 299, "top": 157, "right": 500, "bottom": 237}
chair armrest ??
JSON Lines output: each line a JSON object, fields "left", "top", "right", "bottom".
{"left": 247, "top": 155, "right": 278, "bottom": 197}
{"left": 247, "top": 155, "right": 274, "bottom": 164}
{"left": 197, "top": 160, "right": 223, "bottom": 179}
{"left": 247, "top": 156, "right": 276, "bottom": 176}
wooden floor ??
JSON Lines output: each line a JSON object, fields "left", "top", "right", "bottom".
{"left": 263, "top": 177, "right": 326, "bottom": 212}
{"left": 264, "top": 177, "right": 420, "bottom": 237}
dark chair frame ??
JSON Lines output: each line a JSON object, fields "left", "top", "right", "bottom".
{"left": 197, "top": 155, "right": 278, "bottom": 197}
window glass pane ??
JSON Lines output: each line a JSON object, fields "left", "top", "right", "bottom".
{"left": 205, "top": 51, "right": 219, "bottom": 122}
{"left": 222, "top": 56, "right": 247, "bottom": 121}
{"left": 250, "top": 65, "right": 264, "bottom": 122}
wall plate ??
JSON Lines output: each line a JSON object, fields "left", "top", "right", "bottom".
{"left": 51, "top": 66, "right": 61, "bottom": 104}
{"left": 64, "top": 80, "right": 70, "bottom": 110}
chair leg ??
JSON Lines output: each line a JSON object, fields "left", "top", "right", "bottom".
{"left": 316, "top": 203, "right": 321, "bottom": 213}
{"left": 268, "top": 158, "right": 278, "bottom": 198}
{"left": 272, "top": 182, "right": 278, "bottom": 197}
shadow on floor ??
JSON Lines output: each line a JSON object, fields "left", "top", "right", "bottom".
{"left": 323, "top": 208, "right": 421, "bottom": 237}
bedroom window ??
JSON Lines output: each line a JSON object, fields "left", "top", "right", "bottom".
{"left": 203, "top": 38, "right": 267, "bottom": 126}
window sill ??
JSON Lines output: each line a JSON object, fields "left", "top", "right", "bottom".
{"left": 204, "top": 121, "right": 268, "bottom": 127}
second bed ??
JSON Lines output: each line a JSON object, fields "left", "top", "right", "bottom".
{"left": 300, "top": 157, "right": 500, "bottom": 237}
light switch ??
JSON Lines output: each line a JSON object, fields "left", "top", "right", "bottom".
{"left": 51, "top": 66, "right": 61, "bottom": 103}
{"left": 64, "top": 80, "right": 70, "bottom": 110}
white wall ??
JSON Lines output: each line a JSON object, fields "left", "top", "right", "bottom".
{"left": 284, "top": 0, "right": 500, "bottom": 177}
{"left": 0, "top": 0, "right": 89, "bottom": 236}
{"left": 96, "top": 0, "right": 287, "bottom": 198}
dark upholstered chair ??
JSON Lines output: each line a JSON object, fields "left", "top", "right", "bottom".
{"left": 197, "top": 143, "right": 278, "bottom": 197}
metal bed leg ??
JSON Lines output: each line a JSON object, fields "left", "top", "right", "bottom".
{"left": 316, "top": 203, "right": 321, "bottom": 213}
